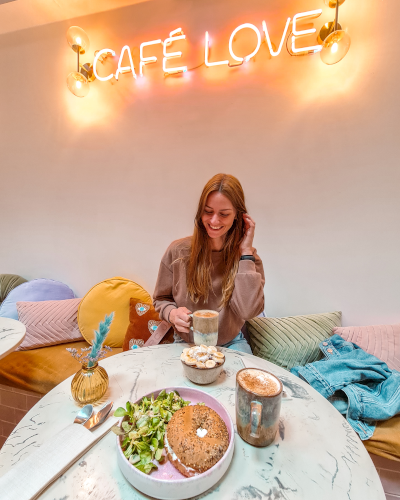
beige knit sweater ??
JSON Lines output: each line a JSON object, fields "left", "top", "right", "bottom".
{"left": 153, "top": 237, "right": 265, "bottom": 345}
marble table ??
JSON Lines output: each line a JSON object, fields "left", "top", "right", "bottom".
{"left": 0, "top": 318, "right": 26, "bottom": 360}
{"left": 0, "top": 344, "right": 385, "bottom": 500}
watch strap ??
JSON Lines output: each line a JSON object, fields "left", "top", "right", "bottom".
{"left": 240, "top": 255, "right": 256, "bottom": 262}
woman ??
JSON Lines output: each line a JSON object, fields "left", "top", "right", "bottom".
{"left": 153, "top": 173, "right": 265, "bottom": 353}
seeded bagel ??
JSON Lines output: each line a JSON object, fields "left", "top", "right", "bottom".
{"left": 165, "top": 405, "right": 229, "bottom": 477}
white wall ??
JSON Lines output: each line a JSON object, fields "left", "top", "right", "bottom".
{"left": 1, "top": 0, "right": 399, "bottom": 326}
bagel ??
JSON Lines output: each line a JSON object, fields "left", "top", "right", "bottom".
{"left": 165, "top": 405, "right": 229, "bottom": 477}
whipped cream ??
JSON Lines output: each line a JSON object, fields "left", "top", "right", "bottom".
{"left": 186, "top": 345, "right": 220, "bottom": 362}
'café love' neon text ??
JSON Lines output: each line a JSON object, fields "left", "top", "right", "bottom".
{"left": 93, "top": 9, "right": 323, "bottom": 82}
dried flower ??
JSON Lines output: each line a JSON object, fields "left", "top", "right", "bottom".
{"left": 67, "top": 312, "right": 114, "bottom": 367}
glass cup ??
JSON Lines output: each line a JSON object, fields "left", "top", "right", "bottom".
{"left": 189, "top": 309, "right": 219, "bottom": 346}
{"left": 236, "top": 368, "right": 282, "bottom": 447}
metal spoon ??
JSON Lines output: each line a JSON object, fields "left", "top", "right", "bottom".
{"left": 73, "top": 404, "right": 93, "bottom": 425}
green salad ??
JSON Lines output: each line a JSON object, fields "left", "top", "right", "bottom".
{"left": 112, "top": 390, "right": 190, "bottom": 474}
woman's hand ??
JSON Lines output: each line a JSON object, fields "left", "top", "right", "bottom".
{"left": 239, "top": 213, "right": 256, "bottom": 256}
{"left": 169, "top": 307, "right": 192, "bottom": 336}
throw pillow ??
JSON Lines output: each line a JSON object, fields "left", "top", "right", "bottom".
{"left": 78, "top": 277, "right": 152, "bottom": 348}
{"left": 0, "top": 279, "right": 75, "bottom": 320}
{"left": 246, "top": 311, "right": 342, "bottom": 371}
{"left": 334, "top": 324, "right": 400, "bottom": 372}
{"left": 16, "top": 298, "right": 83, "bottom": 350}
{"left": 0, "top": 274, "right": 27, "bottom": 306}
{"left": 123, "top": 298, "right": 174, "bottom": 351}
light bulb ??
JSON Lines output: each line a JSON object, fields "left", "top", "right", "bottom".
{"left": 66, "top": 26, "right": 90, "bottom": 54}
{"left": 66, "top": 71, "right": 90, "bottom": 97}
{"left": 324, "top": 0, "right": 346, "bottom": 7}
{"left": 320, "top": 30, "right": 351, "bottom": 65}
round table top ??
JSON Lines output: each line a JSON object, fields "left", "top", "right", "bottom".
{"left": 0, "top": 317, "right": 26, "bottom": 360}
{"left": 0, "top": 344, "right": 385, "bottom": 500}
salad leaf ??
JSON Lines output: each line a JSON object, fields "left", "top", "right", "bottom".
{"left": 111, "top": 425, "right": 127, "bottom": 436}
{"left": 129, "top": 454, "right": 140, "bottom": 465}
{"left": 122, "top": 421, "right": 134, "bottom": 433}
{"left": 114, "top": 407, "right": 128, "bottom": 417}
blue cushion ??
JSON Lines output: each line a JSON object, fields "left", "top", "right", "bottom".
{"left": 0, "top": 279, "right": 75, "bottom": 320}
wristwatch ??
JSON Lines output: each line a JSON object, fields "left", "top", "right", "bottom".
{"left": 240, "top": 255, "right": 255, "bottom": 262}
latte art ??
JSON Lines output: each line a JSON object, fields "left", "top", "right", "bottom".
{"left": 237, "top": 369, "right": 281, "bottom": 397}
{"left": 194, "top": 311, "right": 218, "bottom": 318}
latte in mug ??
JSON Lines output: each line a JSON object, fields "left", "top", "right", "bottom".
{"left": 191, "top": 310, "right": 219, "bottom": 346}
{"left": 236, "top": 368, "right": 282, "bottom": 447}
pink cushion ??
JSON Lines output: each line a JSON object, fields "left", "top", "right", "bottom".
{"left": 16, "top": 298, "right": 83, "bottom": 350}
{"left": 333, "top": 324, "right": 400, "bottom": 372}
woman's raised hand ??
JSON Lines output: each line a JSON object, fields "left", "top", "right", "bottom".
{"left": 169, "top": 307, "right": 192, "bottom": 337}
{"left": 239, "top": 213, "right": 256, "bottom": 256}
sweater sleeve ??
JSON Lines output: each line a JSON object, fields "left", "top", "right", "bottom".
{"left": 229, "top": 251, "right": 265, "bottom": 320}
{"left": 153, "top": 257, "right": 178, "bottom": 323}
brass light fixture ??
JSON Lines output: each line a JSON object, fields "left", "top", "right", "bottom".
{"left": 319, "top": 0, "right": 351, "bottom": 65}
{"left": 66, "top": 26, "right": 95, "bottom": 97}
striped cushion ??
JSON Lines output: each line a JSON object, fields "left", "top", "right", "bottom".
{"left": 16, "top": 298, "right": 83, "bottom": 350}
{"left": 0, "top": 274, "right": 27, "bottom": 306}
{"left": 246, "top": 311, "right": 342, "bottom": 370}
{"left": 334, "top": 324, "right": 400, "bottom": 372}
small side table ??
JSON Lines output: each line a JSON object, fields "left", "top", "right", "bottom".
{"left": 0, "top": 318, "right": 26, "bottom": 360}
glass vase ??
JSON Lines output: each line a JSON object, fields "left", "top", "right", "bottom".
{"left": 71, "top": 361, "right": 109, "bottom": 405}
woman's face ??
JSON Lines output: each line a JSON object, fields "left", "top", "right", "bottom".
{"left": 201, "top": 192, "right": 236, "bottom": 241}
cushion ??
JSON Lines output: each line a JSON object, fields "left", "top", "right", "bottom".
{"left": 333, "top": 324, "right": 400, "bottom": 372}
{"left": 16, "top": 298, "right": 84, "bottom": 351}
{"left": 246, "top": 311, "right": 342, "bottom": 371}
{"left": 364, "top": 415, "right": 400, "bottom": 462}
{"left": 0, "top": 279, "right": 75, "bottom": 320}
{"left": 123, "top": 298, "right": 174, "bottom": 351}
{"left": 0, "top": 274, "right": 27, "bottom": 306}
{"left": 0, "top": 341, "right": 122, "bottom": 395}
{"left": 78, "top": 277, "right": 152, "bottom": 348}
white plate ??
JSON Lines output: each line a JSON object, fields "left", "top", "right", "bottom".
{"left": 116, "top": 386, "right": 234, "bottom": 500}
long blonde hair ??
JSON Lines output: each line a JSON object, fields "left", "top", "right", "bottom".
{"left": 186, "top": 174, "right": 247, "bottom": 308}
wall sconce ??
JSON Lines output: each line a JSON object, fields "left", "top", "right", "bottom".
{"left": 318, "top": 0, "right": 351, "bottom": 65}
{"left": 66, "top": 26, "right": 95, "bottom": 97}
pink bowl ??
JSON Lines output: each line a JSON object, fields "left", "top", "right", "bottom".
{"left": 116, "top": 386, "right": 235, "bottom": 500}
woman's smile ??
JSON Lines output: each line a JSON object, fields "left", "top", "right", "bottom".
{"left": 201, "top": 192, "right": 236, "bottom": 247}
{"left": 208, "top": 224, "right": 224, "bottom": 231}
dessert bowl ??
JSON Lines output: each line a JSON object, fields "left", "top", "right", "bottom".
{"left": 116, "top": 386, "right": 234, "bottom": 500}
{"left": 181, "top": 357, "right": 225, "bottom": 385}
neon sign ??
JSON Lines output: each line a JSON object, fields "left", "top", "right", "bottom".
{"left": 93, "top": 9, "right": 324, "bottom": 82}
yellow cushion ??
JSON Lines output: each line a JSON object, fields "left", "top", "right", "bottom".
{"left": 77, "top": 277, "right": 151, "bottom": 347}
